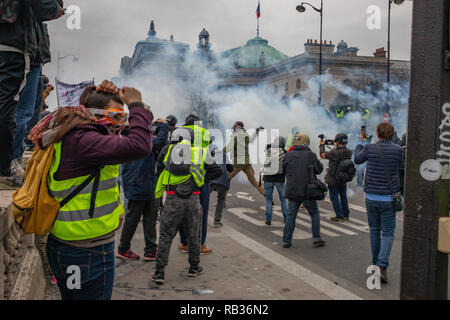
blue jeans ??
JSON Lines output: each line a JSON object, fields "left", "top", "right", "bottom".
{"left": 365, "top": 199, "right": 396, "bottom": 269}
{"left": 329, "top": 185, "right": 350, "bottom": 219}
{"left": 180, "top": 182, "right": 210, "bottom": 245}
{"left": 356, "top": 163, "right": 366, "bottom": 186}
{"left": 46, "top": 235, "right": 115, "bottom": 300}
{"left": 283, "top": 199, "right": 321, "bottom": 244}
{"left": 12, "top": 66, "right": 40, "bottom": 160}
{"left": 264, "top": 181, "right": 288, "bottom": 222}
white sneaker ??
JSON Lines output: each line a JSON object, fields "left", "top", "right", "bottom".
{"left": 11, "top": 159, "right": 25, "bottom": 179}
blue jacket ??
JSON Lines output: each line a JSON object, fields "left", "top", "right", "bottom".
{"left": 209, "top": 151, "right": 233, "bottom": 190}
{"left": 122, "top": 123, "right": 170, "bottom": 200}
{"left": 354, "top": 141, "right": 403, "bottom": 195}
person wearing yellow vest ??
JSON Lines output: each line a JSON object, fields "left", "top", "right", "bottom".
{"left": 285, "top": 126, "right": 300, "bottom": 151}
{"left": 177, "top": 114, "right": 215, "bottom": 255}
{"left": 152, "top": 127, "right": 221, "bottom": 285}
{"left": 45, "top": 80, "right": 153, "bottom": 300}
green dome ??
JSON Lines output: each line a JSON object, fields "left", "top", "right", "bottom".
{"left": 221, "top": 37, "right": 288, "bottom": 69}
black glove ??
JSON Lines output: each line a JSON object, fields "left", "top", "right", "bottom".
{"left": 256, "top": 126, "right": 264, "bottom": 133}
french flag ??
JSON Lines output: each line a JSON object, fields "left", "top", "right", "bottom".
{"left": 256, "top": 2, "right": 261, "bottom": 18}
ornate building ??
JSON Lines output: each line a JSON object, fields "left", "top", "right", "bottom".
{"left": 116, "top": 21, "right": 410, "bottom": 124}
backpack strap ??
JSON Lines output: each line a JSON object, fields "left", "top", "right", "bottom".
{"left": 308, "top": 151, "right": 317, "bottom": 183}
{"left": 59, "top": 167, "right": 104, "bottom": 218}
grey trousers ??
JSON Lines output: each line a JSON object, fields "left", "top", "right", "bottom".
{"left": 156, "top": 194, "right": 202, "bottom": 271}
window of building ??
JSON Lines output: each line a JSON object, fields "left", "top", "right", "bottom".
{"left": 274, "top": 84, "right": 278, "bottom": 93}
{"left": 296, "top": 79, "right": 301, "bottom": 90}
{"left": 284, "top": 82, "right": 289, "bottom": 92}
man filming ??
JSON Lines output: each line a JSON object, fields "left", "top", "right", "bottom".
{"left": 319, "top": 133, "right": 355, "bottom": 222}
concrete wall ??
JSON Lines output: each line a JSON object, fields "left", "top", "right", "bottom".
{"left": 0, "top": 190, "right": 46, "bottom": 300}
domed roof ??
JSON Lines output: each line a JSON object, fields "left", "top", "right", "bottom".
{"left": 337, "top": 40, "right": 348, "bottom": 49}
{"left": 221, "top": 37, "right": 288, "bottom": 69}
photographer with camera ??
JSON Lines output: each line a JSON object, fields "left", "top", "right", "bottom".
{"left": 354, "top": 122, "right": 403, "bottom": 283}
{"left": 355, "top": 126, "right": 373, "bottom": 187}
{"left": 319, "top": 133, "right": 355, "bottom": 222}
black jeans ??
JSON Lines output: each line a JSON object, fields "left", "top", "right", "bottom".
{"left": 0, "top": 51, "right": 26, "bottom": 175}
{"left": 210, "top": 184, "right": 227, "bottom": 223}
{"left": 118, "top": 199, "right": 158, "bottom": 254}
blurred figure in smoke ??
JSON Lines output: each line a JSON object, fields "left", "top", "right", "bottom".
{"left": 224, "top": 121, "right": 265, "bottom": 197}
{"left": 284, "top": 126, "right": 300, "bottom": 152}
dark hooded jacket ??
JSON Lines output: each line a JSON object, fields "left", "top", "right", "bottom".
{"left": 0, "top": 1, "right": 60, "bottom": 62}
{"left": 121, "top": 123, "right": 170, "bottom": 200}
{"left": 283, "top": 145, "right": 323, "bottom": 201}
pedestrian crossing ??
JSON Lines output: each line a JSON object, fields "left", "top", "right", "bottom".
{"left": 225, "top": 192, "right": 371, "bottom": 241}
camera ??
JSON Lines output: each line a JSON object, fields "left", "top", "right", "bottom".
{"left": 318, "top": 134, "right": 334, "bottom": 146}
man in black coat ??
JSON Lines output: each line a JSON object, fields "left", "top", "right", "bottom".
{"left": 320, "top": 133, "right": 353, "bottom": 222}
{"left": 282, "top": 133, "right": 326, "bottom": 248}
{"left": 0, "top": 0, "right": 63, "bottom": 187}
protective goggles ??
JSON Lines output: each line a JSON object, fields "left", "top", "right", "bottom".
{"left": 89, "top": 108, "right": 129, "bottom": 126}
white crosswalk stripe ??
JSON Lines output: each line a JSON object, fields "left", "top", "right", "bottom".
{"left": 262, "top": 206, "right": 340, "bottom": 237}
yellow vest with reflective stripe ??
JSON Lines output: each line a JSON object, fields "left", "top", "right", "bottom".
{"left": 285, "top": 134, "right": 294, "bottom": 151}
{"left": 47, "top": 141, "right": 124, "bottom": 241}
{"left": 181, "top": 124, "right": 210, "bottom": 148}
{"left": 362, "top": 109, "right": 370, "bottom": 120}
{"left": 155, "top": 140, "right": 207, "bottom": 199}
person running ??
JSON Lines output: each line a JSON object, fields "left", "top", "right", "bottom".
{"left": 152, "top": 127, "right": 221, "bottom": 284}
{"left": 354, "top": 122, "right": 403, "bottom": 283}
{"left": 261, "top": 136, "right": 288, "bottom": 225}
{"left": 282, "top": 134, "right": 326, "bottom": 248}
{"left": 224, "top": 121, "right": 265, "bottom": 196}
{"left": 320, "top": 133, "right": 354, "bottom": 222}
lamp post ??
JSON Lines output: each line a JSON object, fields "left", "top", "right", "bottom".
{"left": 296, "top": 0, "right": 323, "bottom": 107}
{"left": 385, "top": 0, "right": 405, "bottom": 119}
{"left": 57, "top": 52, "right": 79, "bottom": 80}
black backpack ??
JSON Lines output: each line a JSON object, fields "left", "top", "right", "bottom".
{"left": 335, "top": 158, "right": 356, "bottom": 184}
{"left": 0, "top": 0, "right": 21, "bottom": 23}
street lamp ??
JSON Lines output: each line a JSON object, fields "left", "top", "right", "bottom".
{"left": 385, "top": 0, "right": 405, "bottom": 119}
{"left": 57, "top": 52, "right": 79, "bottom": 80}
{"left": 296, "top": 0, "right": 323, "bottom": 107}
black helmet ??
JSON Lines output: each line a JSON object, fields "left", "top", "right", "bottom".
{"left": 170, "top": 127, "right": 194, "bottom": 144}
{"left": 165, "top": 114, "right": 178, "bottom": 127}
{"left": 335, "top": 133, "right": 348, "bottom": 145}
{"left": 184, "top": 113, "right": 200, "bottom": 125}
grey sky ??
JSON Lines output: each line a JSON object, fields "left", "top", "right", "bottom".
{"left": 44, "top": 0, "right": 413, "bottom": 106}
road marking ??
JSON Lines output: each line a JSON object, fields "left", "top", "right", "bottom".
{"left": 271, "top": 229, "right": 311, "bottom": 240}
{"left": 269, "top": 209, "right": 340, "bottom": 237}
{"left": 212, "top": 217, "right": 363, "bottom": 300}
{"left": 318, "top": 207, "right": 369, "bottom": 233}
{"left": 323, "top": 198, "right": 367, "bottom": 214}
{"left": 227, "top": 208, "right": 284, "bottom": 227}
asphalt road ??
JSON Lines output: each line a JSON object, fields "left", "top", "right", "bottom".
{"left": 220, "top": 178, "right": 404, "bottom": 300}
